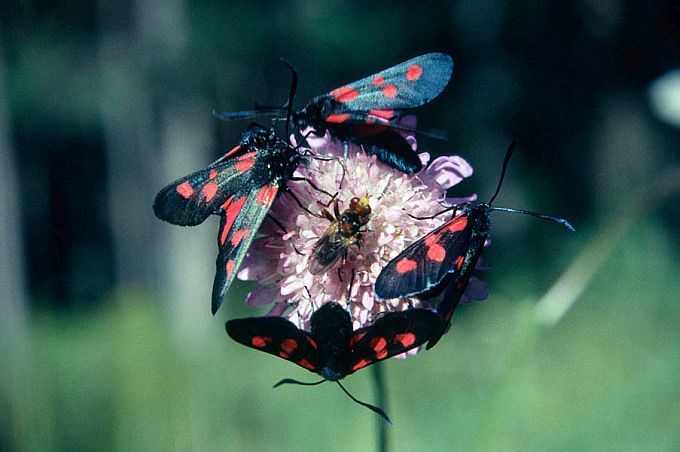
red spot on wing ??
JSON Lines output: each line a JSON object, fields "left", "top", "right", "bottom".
{"left": 252, "top": 336, "right": 272, "bottom": 348}
{"left": 444, "top": 215, "right": 468, "bottom": 233}
{"left": 279, "top": 351, "right": 289, "bottom": 359}
{"left": 220, "top": 196, "right": 247, "bottom": 245}
{"left": 424, "top": 233, "right": 441, "bottom": 247}
{"left": 239, "top": 151, "right": 257, "bottom": 159}
{"left": 220, "top": 196, "right": 233, "bottom": 210}
{"left": 306, "top": 336, "right": 318, "bottom": 349}
{"left": 176, "top": 181, "right": 193, "bottom": 199}
{"left": 209, "top": 169, "right": 219, "bottom": 179}
{"left": 351, "top": 359, "right": 372, "bottom": 371}
{"left": 256, "top": 185, "right": 278, "bottom": 206}
{"left": 230, "top": 228, "right": 250, "bottom": 246}
{"left": 427, "top": 243, "right": 446, "bottom": 262}
{"left": 298, "top": 358, "right": 315, "bottom": 370}
{"left": 226, "top": 259, "right": 235, "bottom": 278}
{"left": 368, "top": 109, "right": 395, "bottom": 119}
{"left": 394, "top": 332, "right": 416, "bottom": 348}
{"left": 234, "top": 152, "right": 257, "bottom": 173}
{"left": 202, "top": 182, "right": 219, "bottom": 202}
{"left": 349, "top": 331, "right": 367, "bottom": 347}
{"left": 330, "top": 85, "right": 359, "bottom": 103}
{"left": 406, "top": 64, "right": 423, "bottom": 81}
{"left": 325, "top": 113, "right": 351, "bottom": 124}
{"left": 382, "top": 84, "right": 397, "bottom": 98}
{"left": 281, "top": 338, "right": 298, "bottom": 354}
{"left": 372, "top": 75, "right": 385, "bottom": 86}
{"left": 371, "top": 336, "right": 387, "bottom": 352}
{"left": 395, "top": 258, "right": 417, "bottom": 274}
{"left": 224, "top": 145, "right": 242, "bottom": 159}
{"left": 454, "top": 255, "right": 465, "bottom": 270}
{"left": 376, "top": 349, "right": 388, "bottom": 360}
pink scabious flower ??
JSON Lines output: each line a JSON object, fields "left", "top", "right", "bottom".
{"left": 238, "top": 127, "right": 486, "bottom": 331}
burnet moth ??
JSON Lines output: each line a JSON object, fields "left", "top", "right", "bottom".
{"left": 308, "top": 196, "right": 371, "bottom": 275}
{"left": 154, "top": 67, "right": 342, "bottom": 314}
{"left": 214, "top": 53, "right": 454, "bottom": 174}
{"left": 374, "top": 142, "right": 575, "bottom": 348}
{"left": 225, "top": 301, "right": 442, "bottom": 423}
{"left": 153, "top": 123, "right": 305, "bottom": 314}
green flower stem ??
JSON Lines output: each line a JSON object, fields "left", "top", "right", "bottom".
{"left": 372, "top": 363, "right": 389, "bottom": 452}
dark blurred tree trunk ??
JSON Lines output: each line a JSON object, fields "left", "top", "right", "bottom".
{"left": 97, "top": 0, "right": 214, "bottom": 347}
{"left": 0, "top": 38, "right": 29, "bottom": 450}
{"left": 97, "top": 0, "right": 159, "bottom": 294}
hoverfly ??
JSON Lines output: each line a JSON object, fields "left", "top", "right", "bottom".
{"left": 308, "top": 196, "right": 371, "bottom": 275}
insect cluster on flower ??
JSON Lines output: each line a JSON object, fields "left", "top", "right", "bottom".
{"left": 153, "top": 53, "right": 573, "bottom": 423}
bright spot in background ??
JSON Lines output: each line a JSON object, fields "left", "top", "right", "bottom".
{"left": 648, "top": 69, "right": 680, "bottom": 128}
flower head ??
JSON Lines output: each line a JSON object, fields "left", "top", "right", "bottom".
{"left": 238, "top": 129, "right": 484, "bottom": 330}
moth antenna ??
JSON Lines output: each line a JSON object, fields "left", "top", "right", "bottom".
{"left": 488, "top": 141, "right": 516, "bottom": 205}
{"left": 414, "top": 127, "right": 448, "bottom": 141}
{"left": 336, "top": 381, "right": 393, "bottom": 425}
{"left": 485, "top": 141, "right": 574, "bottom": 231}
{"left": 280, "top": 58, "right": 298, "bottom": 142}
{"left": 383, "top": 123, "right": 448, "bottom": 141}
{"left": 490, "top": 207, "right": 575, "bottom": 231}
{"left": 273, "top": 378, "right": 325, "bottom": 388}
{"left": 212, "top": 108, "right": 286, "bottom": 122}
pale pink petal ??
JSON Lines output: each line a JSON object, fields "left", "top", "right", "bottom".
{"left": 423, "top": 155, "right": 474, "bottom": 190}
{"left": 418, "top": 152, "right": 430, "bottom": 167}
{"left": 266, "top": 302, "right": 289, "bottom": 316}
{"left": 246, "top": 286, "right": 282, "bottom": 307}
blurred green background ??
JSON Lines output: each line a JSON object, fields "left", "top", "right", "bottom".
{"left": 1, "top": 1, "right": 679, "bottom": 451}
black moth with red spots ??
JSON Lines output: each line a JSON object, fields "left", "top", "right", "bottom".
{"left": 215, "top": 53, "right": 453, "bottom": 174}
{"left": 374, "top": 204, "right": 491, "bottom": 349}
{"left": 375, "top": 142, "right": 574, "bottom": 349}
{"left": 153, "top": 123, "right": 303, "bottom": 314}
{"left": 225, "top": 302, "right": 441, "bottom": 381}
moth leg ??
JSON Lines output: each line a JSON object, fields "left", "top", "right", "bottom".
{"left": 267, "top": 213, "right": 288, "bottom": 234}
{"left": 297, "top": 129, "right": 318, "bottom": 151}
{"left": 406, "top": 203, "right": 464, "bottom": 221}
{"left": 289, "top": 176, "right": 336, "bottom": 200}
{"left": 283, "top": 189, "right": 318, "bottom": 217}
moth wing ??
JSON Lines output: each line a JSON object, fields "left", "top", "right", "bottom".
{"left": 226, "top": 315, "right": 321, "bottom": 373}
{"left": 211, "top": 184, "right": 279, "bottom": 314}
{"left": 345, "top": 309, "right": 442, "bottom": 374}
{"left": 153, "top": 149, "right": 258, "bottom": 226}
